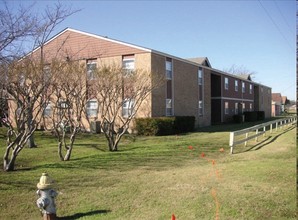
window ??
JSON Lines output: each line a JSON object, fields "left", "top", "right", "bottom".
{"left": 43, "top": 65, "right": 51, "bottom": 82}
{"left": 166, "top": 59, "right": 172, "bottom": 79}
{"left": 225, "top": 102, "right": 229, "bottom": 114}
{"left": 166, "top": 99, "right": 172, "bottom": 116}
{"left": 235, "top": 103, "right": 238, "bottom": 114}
{"left": 199, "top": 100, "right": 203, "bottom": 116}
{"left": 249, "top": 84, "right": 253, "bottom": 94}
{"left": 198, "top": 68, "right": 203, "bottom": 85}
{"left": 43, "top": 102, "right": 52, "bottom": 117}
{"left": 249, "top": 103, "right": 253, "bottom": 111}
{"left": 242, "top": 103, "right": 245, "bottom": 111}
{"left": 242, "top": 82, "right": 245, "bottom": 93}
{"left": 86, "top": 99, "right": 98, "bottom": 117}
{"left": 235, "top": 80, "right": 238, "bottom": 92}
{"left": 87, "top": 60, "right": 97, "bottom": 80}
{"left": 58, "top": 100, "right": 70, "bottom": 109}
{"left": 224, "top": 77, "right": 229, "bottom": 90}
{"left": 122, "top": 99, "right": 134, "bottom": 117}
{"left": 122, "top": 55, "right": 135, "bottom": 76}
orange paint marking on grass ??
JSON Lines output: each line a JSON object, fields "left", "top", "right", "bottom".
{"left": 211, "top": 188, "right": 220, "bottom": 220}
{"left": 171, "top": 214, "right": 176, "bottom": 220}
{"left": 199, "top": 152, "right": 222, "bottom": 219}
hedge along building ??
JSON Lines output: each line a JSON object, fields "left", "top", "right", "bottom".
{"left": 25, "top": 28, "right": 271, "bottom": 130}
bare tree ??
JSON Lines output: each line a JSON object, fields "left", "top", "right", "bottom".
{"left": 0, "top": 1, "right": 37, "bottom": 61}
{"left": 91, "top": 65, "right": 164, "bottom": 151}
{"left": 46, "top": 60, "right": 88, "bottom": 161}
{"left": 2, "top": 58, "right": 51, "bottom": 171}
{"left": 223, "top": 64, "right": 257, "bottom": 80}
{"left": 0, "top": 2, "right": 77, "bottom": 171}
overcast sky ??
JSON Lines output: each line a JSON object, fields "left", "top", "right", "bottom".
{"left": 5, "top": 0, "right": 296, "bottom": 100}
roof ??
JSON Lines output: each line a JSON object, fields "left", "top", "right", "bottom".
{"left": 186, "top": 57, "right": 212, "bottom": 67}
{"left": 237, "top": 74, "right": 252, "bottom": 81}
{"left": 282, "top": 96, "right": 287, "bottom": 104}
{"left": 272, "top": 93, "right": 282, "bottom": 103}
{"left": 29, "top": 27, "right": 270, "bottom": 89}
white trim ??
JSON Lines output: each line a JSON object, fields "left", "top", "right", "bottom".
{"left": 211, "top": 97, "right": 254, "bottom": 102}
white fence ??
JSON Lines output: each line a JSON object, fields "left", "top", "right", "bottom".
{"left": 229, "top": 116, "right": 297, "bottom": 154}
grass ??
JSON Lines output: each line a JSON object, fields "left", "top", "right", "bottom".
{"left": 0, "top": 121, "right": 296, "bottom": 220}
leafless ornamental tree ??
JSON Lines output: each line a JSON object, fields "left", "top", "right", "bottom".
{"left": 92, "top": 65, "right": 163, "bottom": 151}
{"left": 47, "top": 61, "right": 88, "bottom": 161}
{"left": 2, "top": 59, "right": 50, "bottom": 171}
{"left": 0, "top": 2, "right": 76, "bottom": 171}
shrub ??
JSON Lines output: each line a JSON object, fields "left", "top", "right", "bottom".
{"left": 135, "top": 116, "right": 195, "bottom": 136}
{"left": 174, "top": 116, "right": 195, "bottom": 133}
{"left": 256, "top": 111, "right": 265, "bottom": 120}
{"left": 244, "top": 111, "right": 258, "bottom": 122}
{"left": 233, "top": 114, "right": 244, "bottom": 123}
{"left": 135, "top": 117, "right": 174, "bottom": 136}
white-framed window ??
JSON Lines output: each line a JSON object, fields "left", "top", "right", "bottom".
{"left": 58, "top": 100, "right": 70, "bottom": 109}
{"left": 122, "top": 98, "right": 135, "bottom": 118}
{"left": 86, "top": 99, "right": 98, "bottom": 117}
{"left": 235, "top": 80, "right": 238, "bottom": 92}
{"left": 249, "top": 103, "right": 253, "bottom": 111}
{"left": 224, "top": 77, "right": 229, "bottom": 90}
{"left": 87, "top": 61, "right": 97, "bottom": 80}
{"left": 224, "top": 102, "right": 229, "bottom": 114}
{"left": 242, "top": 103, "right": 245, "bottom": 111}
{"left": 166, "top": 99, "right": 172, "bottom": 116}
{"left": 235, "top": 102, "right": 238, "bottom": 115}
{"left": 242, "top": 82, "right": 245, "bottom": 93}
{"left": 199, "top": 100, "right": 203, "bottom": 116}
{"left": 249, "top": 84, "right": 253, "bottom": 94}
{"left": 122, "top": 56, "right": 135, "bottom": 76}
{"left": 43, "top": 102, "right": 52, "bottom": 117}
{"left": 166, "top": 59, "right": 172, "bottom": 79}
{"left": 198, "top": 68, "right": 203, "bottom": 85}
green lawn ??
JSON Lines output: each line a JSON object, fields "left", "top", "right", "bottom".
{"left": 0, "top": 122, "right": 296, "bottom": 220}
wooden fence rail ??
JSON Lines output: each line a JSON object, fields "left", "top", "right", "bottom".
{"left": 229, "top": 116, "right": 297, "bottom": 154}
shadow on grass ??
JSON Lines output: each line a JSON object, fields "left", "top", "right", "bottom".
{"left": 233, "top": 126, "right": 295, "bottom": 154}
{"left": 196, "top": 118, "right": 283, "bottom": 133}
{"left": 58, "top": 210, "right": 110, "bottom": 219}
{"left": 32, "top": 149, "right": 190, "bottom": 172}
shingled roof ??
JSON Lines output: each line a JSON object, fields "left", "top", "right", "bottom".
{"left": 186, "top": 57, "right": 212, "bottom": 67}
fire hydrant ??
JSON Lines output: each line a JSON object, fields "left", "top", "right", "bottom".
{"left": 36, "top": 173, "right": 58, "bottom": 220}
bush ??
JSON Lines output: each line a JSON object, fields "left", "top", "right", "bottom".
{"left": 256, "top": 111, "right": 265, "bottom": 120}
{"left": 135, "top": 117, "right": 174, "bottom": 136}
{"left": 174, "top": 116, "right": 195, "bottom": 133}
{"left": 135, "top": 116, "right": 195, "bottom": 136}
{"left": 244, "top": 111, "right": 258, "bottom": 122}
{"left": 233, "top": 114, "right": 244, "bottom": 123}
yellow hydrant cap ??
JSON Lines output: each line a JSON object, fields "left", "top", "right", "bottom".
{"left": 37, "top": 173, "right": 55, "bottom": 190}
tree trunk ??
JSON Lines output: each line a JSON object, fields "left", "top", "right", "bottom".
{"left": 3, "top": 150, "right": 17, "bottom": 172}
{"left": 27, "top": 102, "right": 37, "bottom": 148}
{"left": 27, "top": 134, "right": 37, "bottom": 148}
{"left": 58, "top": 142, "right": 64, "bottom": 161}
{"left": 64, "top": 147, "right": 72, "bottom": 161}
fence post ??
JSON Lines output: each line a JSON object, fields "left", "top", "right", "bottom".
{"left": 244, "top": 132, "right": 248, "bottom": 146}
{"left": 270, "top": 124, "right": 273, "bottom": 133}
{"left": 255, "top": 129, "right": 259, "bottom": 142}
{"left": 263, "top": 126, "right": 266, "bottom": 137}
{"left": 229, "top": 132, "right": 234, "bottom": 154}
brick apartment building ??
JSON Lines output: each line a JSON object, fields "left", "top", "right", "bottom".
{"left": 27, "top": 28, "right": 272, "bottom": 129}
